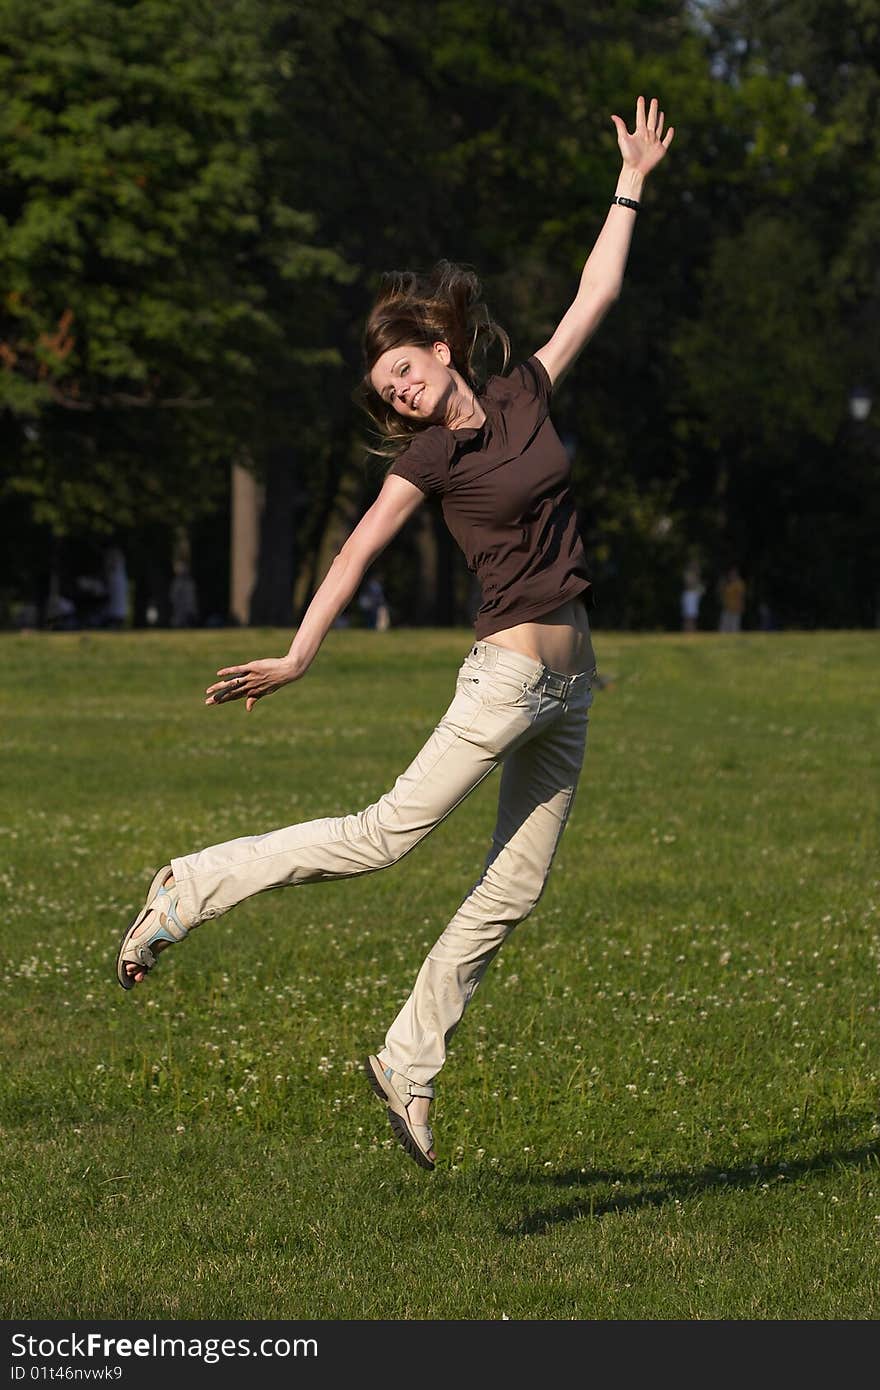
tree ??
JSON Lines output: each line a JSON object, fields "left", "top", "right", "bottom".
{"left": 0, "top": 0, "right": 350, "bottom": 619}
{"left": 4, "top": 0, "right": 876, "bottom": 629}
{"left": 671, "top": 0, "right": 880, "bottom": 624}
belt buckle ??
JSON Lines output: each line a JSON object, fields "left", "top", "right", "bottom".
{"left": 544, "top": 672, "right": 568, "bottom": 700}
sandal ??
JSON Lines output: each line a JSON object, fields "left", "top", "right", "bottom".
{"left": 365, "top": 1055, "right": 435, "bottom": 1171}
{"left": 116, "top": 866, "right": 190, "bottom": 990}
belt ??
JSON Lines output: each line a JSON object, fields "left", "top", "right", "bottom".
{"left": 539, "top": 670, "right": 575, "bottom": 700}
{"left": 470, "top": 643, "right": 594, "bottom": 701}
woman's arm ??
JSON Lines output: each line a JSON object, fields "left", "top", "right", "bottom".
{"left": 205, "top": 474, "right": 425, "bottom": 711}
{"left": 534, "top": 95, "right": 674, "bottom": 388}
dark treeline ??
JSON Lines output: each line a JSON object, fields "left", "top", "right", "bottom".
{"left": 1, "top": 0, "right": 877, "bottom": 630}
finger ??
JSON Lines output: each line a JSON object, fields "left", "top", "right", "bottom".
{"left": 610, "top": 113, "right": 629, "bottom": 139}
{"left": 656, "top": 109, "right": 665, "bottom": 139}
{"left": 662, "top": 126, "right": 675, "bottom": 148}
{"left": 216, "top": 667, "right": 249, "bottom": 678}
{"left": 207, "top": 681, "right": 247, "bottom": 705}
{"left": 205, "top": 677, "right": 246, "bottom": 696}
{"left": 647, "top": 96, "right": 658, "bottom": 133}
{"left": 635, "top": 94, "right": 646, "bottom": 134}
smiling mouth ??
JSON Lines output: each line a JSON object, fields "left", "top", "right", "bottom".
{"left": 411, "top": 387, "right": 424, "bottom": 411}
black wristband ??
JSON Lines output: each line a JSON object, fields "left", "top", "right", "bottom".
{"left": 611, "top": 195, "right": 640, "bottom": 212}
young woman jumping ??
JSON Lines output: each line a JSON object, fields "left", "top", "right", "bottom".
{"left": 116, "top": 97, "right": 674, "bottom": 1170}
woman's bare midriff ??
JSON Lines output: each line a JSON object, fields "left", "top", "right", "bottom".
{"left": 482, "top": 597, "right": 596, "bottom": 677}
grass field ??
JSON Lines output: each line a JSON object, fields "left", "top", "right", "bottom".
{"left": 1, "top": 628, "right": 878, "bottom": 1320}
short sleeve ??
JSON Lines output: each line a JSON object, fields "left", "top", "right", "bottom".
{"left": 485, "top": 356, "right": 552, "bottom": 410}
{"left": 388, "top": 426, "right": 450, "bottom": 497}
{"left": 511, "top": 356, "right": 552, "bottom": 404}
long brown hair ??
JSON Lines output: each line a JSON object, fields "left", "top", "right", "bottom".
{"left": 358, "top": 260, "right": 510, "bottom": 459}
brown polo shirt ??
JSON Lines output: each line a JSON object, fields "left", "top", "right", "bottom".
{"left": 389, "top": 356, "right": 592, "bottom": 639}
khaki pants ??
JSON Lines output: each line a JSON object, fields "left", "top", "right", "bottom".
{"left": 172, "top": 641, "right": 595, "bottom": 1092}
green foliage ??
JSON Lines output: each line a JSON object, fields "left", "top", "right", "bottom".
{"left": 1, "top": 0, "right": 877, "bottom": 623}
{"left": 672, "top": 0, "right": 880, "bottom": 621}
{"left": 675, "top": 214, "right": 847, "bottom": 450}
{"left": 0, "top": 0, "right": 350, "bottom": 529}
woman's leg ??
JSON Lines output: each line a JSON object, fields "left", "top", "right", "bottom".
{"left": 378, "top": 679, "right": 592, "bottom": 1091}
{"left": 169, "top": 659, "right": 542, "bottom": 929}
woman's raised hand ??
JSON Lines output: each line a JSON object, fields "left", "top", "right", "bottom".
{"left": 610, "top": 96, "right": 674, "bottom": 176}
{"left": 205, "top": 657, "right": 300, "bottom": 712}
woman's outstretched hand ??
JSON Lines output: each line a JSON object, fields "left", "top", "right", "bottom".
{"left": 205, "top": 657, "right": 300, "bottom": 712}
{"left": 611, "top": 95, "right": 674, "bottom": 176}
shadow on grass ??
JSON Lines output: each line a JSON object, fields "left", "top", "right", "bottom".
{"left": 501, "top": 1129, "right": 880, "bottom": 1236}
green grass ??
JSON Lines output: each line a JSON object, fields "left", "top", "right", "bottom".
{"left": 1, "top": 628, "right": 878, "bottom": 1319}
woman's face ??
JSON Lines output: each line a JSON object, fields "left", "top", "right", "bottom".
{"left": 369, "top": 342, "right": 454, "bottom": 424}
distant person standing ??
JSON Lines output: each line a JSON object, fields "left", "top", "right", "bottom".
{"left": 680, "top": 564, "right": 704, "bottom": 633}
{"left": 358, "top": 574, "right": 390, "bottom": 630}
{"left": 102, "top": 548, "right": 129, "bottom": 629}
{"left": 170, "top": 561, "right": 199, "bottom": 628}
{"left": 718, "top": 566, "right": 746, "bottom": 633}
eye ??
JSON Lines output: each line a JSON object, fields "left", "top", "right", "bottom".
{"left": 400, "top": 363, "right": 409, "bottom": 376}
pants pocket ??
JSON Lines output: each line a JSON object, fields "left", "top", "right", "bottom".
{"left": 464, "top": 668, "right": 534, "bottom": 711}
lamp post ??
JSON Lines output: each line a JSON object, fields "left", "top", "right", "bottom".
{"left": 849, "top": 385, "right": 872, "bottom": 422}
{"left": 848, "top": 385, "right": 876, "bottom": 627}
